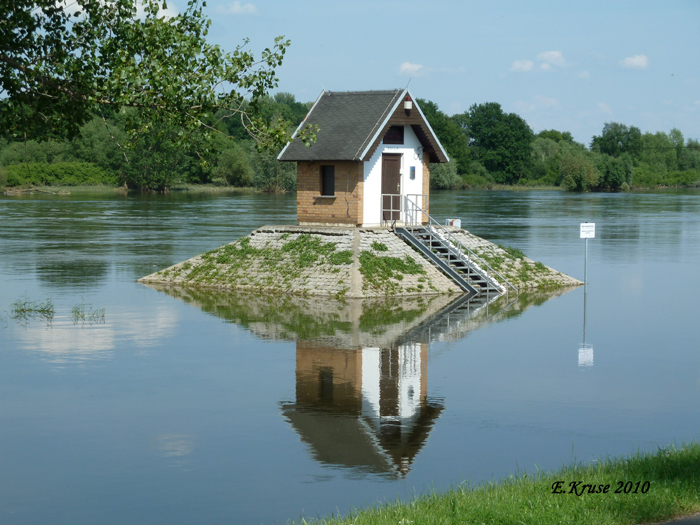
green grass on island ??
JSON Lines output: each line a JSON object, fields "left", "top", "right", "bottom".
{"left": 298, "top": 443, "right": 700, "bottom": 525}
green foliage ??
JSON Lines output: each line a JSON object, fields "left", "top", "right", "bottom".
{"left": 417, "top": 99, "right": 471, "bottom": 174}
{"left": 359, "top": 251, "right": 425, "bottom": 294}
{"left": 595, "top": 153, "right": 634, "bottom": 190}
{"left": 71, "top": 303, "right": 106, "bottom": 325}
{"left": 0, "top": 138, "right": 71, "bottom": 165}
{"left": 306, "top": 443, "right": 700, "bottom": 525}
{"left": 0, "top": 166, "right": 6, "bottom": 187}
{"left": 466, "top": 102, "right": 534, "bottom": 184}
{"left": 213, "top": 144, "right": 253, "bottom": 187}
{"left": 537, "top": 129, "right": 574, "bottom": 144}
{"left": 591, "top": 122, "right": 642, "bottom": 159}
{"left": 9, "top": 296, "right": 55, "bottom": 324}
{"left": 499, "top": 245, "right": 526, "bottom": 259}
{"left": 250, "top": 146, "right": 296, "bottom": 193}
{"left": 328, "top": 250, "right": 353, "bottom": 265}
{"left": 462, "top": 161, "right": 494, "bottom": 188}
{"left": 371, "top": 241, "right": 389, "bottom": 252}
{"left": 640, "top": 131, "right": 678, "bottom": 171}
{"left": 560, "top": 153, "right": 599, "bottom": 192}
{"left": 1, "top": 1, "right": 311, "bottom": 152}
{"left": 429, "top": 160, "right": 463, "bottom": 190}
{"left": 358, "top": 302, "right": 426, "bottom": 335}
{"left": 4, "top": 162, "right": 117, "bottom": 186}
{"left": 633, "top": 166, "right": 700, "bottom": 188}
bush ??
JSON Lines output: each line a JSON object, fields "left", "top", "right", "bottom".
{"left": 595, "top": 153, "right": 633, "bottom": 190}
{"left": 213, "top": 145, "right": 253, "bottom": 187}
{"left": 430, "top": 160, "right": 462, "bottom": 190}
{"left": 461, "top": 161, "right": 494, "bottom": 188}
{"left": 250, "top": 147, "right": 296, "bottom": 193}
{"left": 0, "top": 166, "right": 6, "bottom": 187}
{"left": 3, "top": 162, "right": 117, "bottom": 186}
{"left": 560, "top": 154, "right": 598, "bottom": 191}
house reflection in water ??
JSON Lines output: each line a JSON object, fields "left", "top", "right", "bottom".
{"left": 281, "top": 341, "right": 442, "bottom": 478}
{"left": 142, "top": 284, "right": 574, "bottom": 479}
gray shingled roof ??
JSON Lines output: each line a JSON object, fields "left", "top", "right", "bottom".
{"left": 278, "top": 89, "right": 404, "bottom": 162}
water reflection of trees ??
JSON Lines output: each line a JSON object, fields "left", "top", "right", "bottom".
{"left": 149, "top": 285, "right": 574, "bottom": 478}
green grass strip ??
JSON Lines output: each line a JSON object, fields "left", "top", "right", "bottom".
{"left": 301, "top": 443, "right": 700, "bottom": 525}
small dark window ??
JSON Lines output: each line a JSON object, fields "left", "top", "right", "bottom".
{"left": 321, "top": 165, "right": 335, "bottom": 196}
{"left": 383, "top": 125, "right": 404, "bottom": 144}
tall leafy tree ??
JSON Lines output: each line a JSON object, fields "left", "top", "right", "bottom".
{"left": 0, "top": 0, "right": 311, "bottom": 150}
{"left": 466, "top": 102, "right": 534, "bottom": 184}
{"left": 537, "top": 129, "right": 574, "bottom": 144}
{"left": 591, "top": 122, "right": 642, "bottom": 159}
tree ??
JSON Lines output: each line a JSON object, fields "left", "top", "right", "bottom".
{"left": 595, "top": 153, "right": 633, "bottom": 190}
{"left": 416, "top": 99, "right": 471, "bottom": 175}
{"left": 560, "top": 153, "right": 598, "bottom": 192}
{"left": 640, "top": 131, "right": 676, "bottom": 171}
{"left": 429, "top": 160, "right": 463, "bottom": 190}
{"left": 537, "top": 129, "right": 574, "bottom": 144}
{"left": 466, "top": 102, "right": 534, "bottom": 184}
{"left": 1, "top": 0, "right": 311, "bottom": 151}
{"left": 591, "top": 122, "right": 642, "bottom": 159}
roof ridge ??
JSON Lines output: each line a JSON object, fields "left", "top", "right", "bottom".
{"left": 326, "top": 89, "right": 402, "bottom": 95}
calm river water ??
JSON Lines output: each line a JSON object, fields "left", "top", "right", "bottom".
{"left": 1, "top": 189, "right": 699, "bottom": 524}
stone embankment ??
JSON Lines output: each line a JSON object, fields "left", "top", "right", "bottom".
{"left": 138, "top": 225, "right": 581, "bottom": 298}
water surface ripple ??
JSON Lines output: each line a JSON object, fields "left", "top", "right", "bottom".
{"left": 1, "top": 189, "right": 699, "bottom": 525}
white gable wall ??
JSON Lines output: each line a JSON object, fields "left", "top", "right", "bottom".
{"left": 362, "top": 125, "right": 425, "bottom": 227}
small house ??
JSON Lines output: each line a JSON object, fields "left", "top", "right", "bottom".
{"left": 278, "top": 89, "right": 449, "bottom": 227}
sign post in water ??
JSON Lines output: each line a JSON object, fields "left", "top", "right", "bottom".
{"left": 579, "top": 222, "right": 595, "bottom": 366}
{"left": 580, "top": 222, "right": 595, "bottom": 294}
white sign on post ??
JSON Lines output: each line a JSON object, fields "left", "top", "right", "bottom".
{"left": 580, "top": 223, "right": 595, "bottom": 239}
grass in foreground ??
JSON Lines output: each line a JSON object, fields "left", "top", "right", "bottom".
{"left": 303, "top": 443, "right": 700, "bottom": 525}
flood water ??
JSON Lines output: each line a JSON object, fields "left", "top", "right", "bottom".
{"left": 1, "top": 189, "right": 699, "bottom": 524}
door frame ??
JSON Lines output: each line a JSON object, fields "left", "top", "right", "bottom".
{"left": 381, "top": 153, "right": 402, "bottom": 222}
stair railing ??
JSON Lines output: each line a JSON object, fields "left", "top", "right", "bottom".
{"left": 402, "top": 195, "right": 518, "bottom": 298}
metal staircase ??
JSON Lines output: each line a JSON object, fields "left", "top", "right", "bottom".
{"left": 384, "top": 194, "right": 517, "bottom": 297}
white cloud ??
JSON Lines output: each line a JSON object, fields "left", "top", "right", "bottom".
{"left": 537, "top": 51, "right": 566, "bottom": 67}
{"left": 598, "top": 102, "right": 612, "bottom": 114}
{"left": 540, "top": 63, "right": 551, "bottom": 71}
{"left": 399, "top": 62, "right": 424, "bottom": 75}
{"left": 510, "top": 60, "right": 534, "bottom": 72}
{"left": 514, "top": 96, "right": 560, "bottom": 113}
{"left": 577, "top": 71, "right": 590, "bottom": 79}
{"left": 620, "top": 54, "right": 648, "bottom": 69}
{"left": 514, "top": 100, "right": 536, "bottom": 112}
{"left": 215, "top": 1, "right": 258, "bottom": 14}
{"left": 533, "top": 95, "right": 560, "bottom": 108}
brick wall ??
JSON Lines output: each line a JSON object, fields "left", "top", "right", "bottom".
{"left": 297, "top": 161, "right": 364, "bottom": 225}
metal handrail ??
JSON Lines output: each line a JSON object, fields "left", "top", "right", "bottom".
{"left": 402, "top": 195, "right": 518, "bottom": 298}
{"left": 380, "top": 193, "right": 428, "bottom": 227}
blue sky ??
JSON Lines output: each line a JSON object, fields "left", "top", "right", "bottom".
{"left": 194, "top": 0, "right": 698, "bottom": 145}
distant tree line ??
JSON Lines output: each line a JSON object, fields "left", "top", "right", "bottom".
{"left": 0, "top": 93, "right": 309, "bottom": 192}
{"left": 420, "top": 100, "right": 700, "bottom": 191}
{"left": 2, "top": 94, "right": 700, "bottom": 192}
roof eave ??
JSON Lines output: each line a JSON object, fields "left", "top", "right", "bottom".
{"left": 408, "top": 88, "right": 450, "bottom": 163}
{"left": 356, "top": 89, "right": 407, "bottom": 161}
